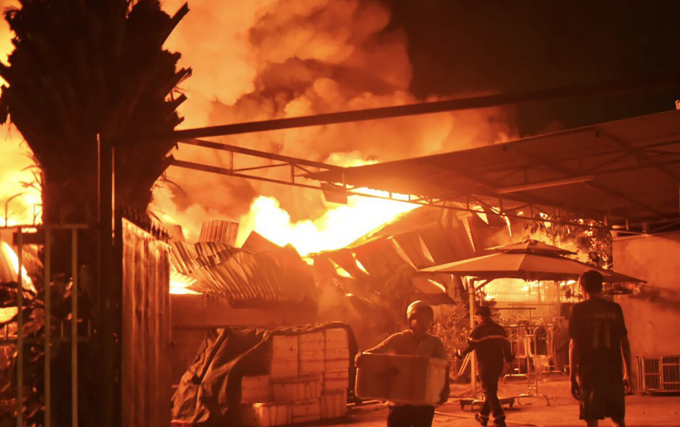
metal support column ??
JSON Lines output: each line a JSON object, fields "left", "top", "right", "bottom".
{"left": 16, "top": 228, "right": 23, "bottom": 427}
{"left": 469, "top": 278, "right": 477, "bottom": 397}
{"left": 71, "top": 229, "right": 79, "bottom": 427}
{"left": 44, "top": 230, "right": 51, "bottom": 427}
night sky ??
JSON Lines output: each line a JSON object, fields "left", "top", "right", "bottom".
{"left": 388, "top": 1, "right": 680, "bottom": 136}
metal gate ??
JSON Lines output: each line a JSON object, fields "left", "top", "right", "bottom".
{"left": 1, "top": 220, "right": 171, "bottom": 426}
{"left": 1, "top": 224, "right": 89, "bottom": 427}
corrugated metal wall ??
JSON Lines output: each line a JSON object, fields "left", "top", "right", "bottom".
{"left": 122, "top": 219, "right": 171, "bottom": 426}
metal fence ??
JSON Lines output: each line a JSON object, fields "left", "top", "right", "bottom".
{"left": 1, "top": 224, "right": 90, "bottom": 427}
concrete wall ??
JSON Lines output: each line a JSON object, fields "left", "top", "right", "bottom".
{"left": 613, "top": 231, "right": 680, "bottom": 387}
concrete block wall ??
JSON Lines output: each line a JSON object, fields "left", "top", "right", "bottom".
{"left": 613, "top": 231, "right": 680, "bottom": 389}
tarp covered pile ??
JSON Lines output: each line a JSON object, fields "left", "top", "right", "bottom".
{"left": 171, "top": 322, "right": 358, "bottom": 426}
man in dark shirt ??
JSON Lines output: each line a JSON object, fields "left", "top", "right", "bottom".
{"left": 457, "top": 306, "right": 514, "bottom": 427}
{"left": 569, "top": 270, "right": 632, "bottom": 427}
{"left": 358, "top": 300, "right": 450, "bottom": 427}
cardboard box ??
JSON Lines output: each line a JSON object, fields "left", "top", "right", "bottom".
{"left": 241, "top": 402, "right": 291, "bottom": 427}
{"left": 241, "top": 375, "right": 271, "bottom": 403}
{"left": 321, "top": 389, "right": 348, "bottom": 419}
{"left": 271, "top": 334, "right": 298, "bottom": 359}
{"left": 272, "top": 374, "right": 323, "bottom": 402}
{"left": 299, "top": 332, "right": 325, "bottom": 352}
{"left": 325, "top": 348, "right": 350, "bottom": 371}
{"left": 355, "top": 353, "right": 447, "bottom": 406}
{"left": 324, "top": 369, "right": 350, "bottom": 392}
{"left": 292, "top": 399, "right": 321, "bottom": 424}
{"left": 324, "top": 328, "right": 349, "bottom": 350}
{"left": 270, "top": 357, "right": 298, "bottom": 378}
{"left": 299, "top": 350, "right": 325, "bottom": 374}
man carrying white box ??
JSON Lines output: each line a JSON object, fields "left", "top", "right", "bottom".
{"left": 356, "top": 300, "right": 449, "bottom": 427}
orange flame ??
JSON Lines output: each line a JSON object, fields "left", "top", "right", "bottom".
{"left": 0, "top": 240, "right": 36, "bottom": 293}
{"left": 237, "top": 190, "right": 417, "bottom": 256}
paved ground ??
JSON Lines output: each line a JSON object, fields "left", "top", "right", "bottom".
{"left": 318, "top": 379, "right": 680, "bottom": 427}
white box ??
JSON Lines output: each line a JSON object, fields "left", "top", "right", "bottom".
{"left": 355, "top": 353, "right": 447, "bottom": 406}
{"left": 325, "top": 348, "right": 350, "bottom": 360}
{"left": 300, "top": 351, "right": 325, "bottom": 374}
{"left": 299, "top": 332, "right": 325, "bottom": 352}
{"left": 292, "top": 399, "right": 321, "bottom": 424}
{"left": 241, "top": 375, "right": 271, "bottom": 404}
{"left": 324, "top": 328, "right": 349, "bottom": 350}
{"left": 324, "top": 369, "right": 350, "bottom": 392}
{"left": 325, "top": 348, "right": 350, "bottom": 371}
{"left": 321, "top": 389, "right": 348, "bottom": 419}
{"left": 271, "top": 335, "right": 298, "bottom": 359}
{"left": 241, "top": 402, "right": 291, "bottom": 427}
{"left": 270, "top": 357, "right": 298, "bottom": 378}
{"left": 272, "top": 374, "right": 323, "bottom": 402}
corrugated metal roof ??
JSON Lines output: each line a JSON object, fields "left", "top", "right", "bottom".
{"left": 310, "top": 110, "right": 680, "bottom": 232}
{"left": 169, "top": 239, "right": 316, "bottom": 307}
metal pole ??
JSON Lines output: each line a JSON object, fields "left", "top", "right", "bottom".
{"left": 16, "top": 228, "right": 23, "bottom": 427}
{"left": 469, "top": 278, "right": 477, "bottom": 397}
{"left": 45, "top": 230, "right": 51, "bottom": 427}
{"left": 71, "top": 228, "right": 78, "bottom": 427}
{"left": 154, "top": 75, "right": 680, "bottom": 141}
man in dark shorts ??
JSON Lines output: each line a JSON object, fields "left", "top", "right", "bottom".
{"left": 569, "top": 270, "right": 632, "bottom": 427}
{"left": 457, "top": 305, "right": 514, "bottom": 427}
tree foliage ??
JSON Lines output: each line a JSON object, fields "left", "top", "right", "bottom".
{"left": 0, "top": 0, "right": 191, "bottom": 222}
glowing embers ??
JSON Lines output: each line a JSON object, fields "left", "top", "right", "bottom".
{"left": 239, "top": 190, "right": 417, "bottom": 257}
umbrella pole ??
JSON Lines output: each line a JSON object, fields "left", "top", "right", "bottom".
{"left": 469, "top": 278, "right": 477, "bottom": 397}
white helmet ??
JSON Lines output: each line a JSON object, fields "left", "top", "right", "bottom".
{"left": 406, "top": 300, "right": 434, "bottom": 320}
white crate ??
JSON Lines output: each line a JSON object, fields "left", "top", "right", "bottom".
{"left": 292, "top": 399, "right": 321, "bottom": 424}
{"left": 271, "top": 335, "right": 298, "bottom": 359}
{"left": 325, "top": 358, "right": 350, "bottom": 371}
{"left": 324, "top": 328, "right": 349, "bottom": 350}
{"left": 321, "top": 389, "right": 348, "bottom": 419}
{"left": 325, "top": 348, "right": 350, "bottom": 371}
{"left": 272, "top": 374, "right": 323, "bottom": 402}
{"left": 241, "top": 375, "right": 271, "bottom": 404}
{"left": 241, "top": 402, "right": 291, "bottom": 427}
{"left": 300, "top": 351, "right": 325, "bottom": 374}
{"left": 270, "top": 357, "right": 298, "bottom": 378}
{"left": 325, "top": 348, "right": 349, "bottom": 360}
{"left": 324, "top": 369, "right": 350, "bottom": 392}
{"left": 299, "top": 332, "right": 325, "bottom": 352}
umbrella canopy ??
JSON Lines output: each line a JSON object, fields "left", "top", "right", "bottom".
{"left": 486, "top": 239, "right": 576, "bottom": 256}
{"left": 418, "top": 251, "right": 644, "bottom": 283}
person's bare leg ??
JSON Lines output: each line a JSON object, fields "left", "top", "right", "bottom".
{"left": 610, "top": 417, "right": 625, "bottom": 427}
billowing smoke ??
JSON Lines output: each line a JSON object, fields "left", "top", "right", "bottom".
{"left": 155, "top": 0, "right": 518, "bottom": 241}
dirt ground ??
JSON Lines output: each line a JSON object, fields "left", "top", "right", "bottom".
{"left": 318, "top": 379, "right": 680, "bottom": 427}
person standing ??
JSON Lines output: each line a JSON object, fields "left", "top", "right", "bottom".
{"left": 357, "top": 300, "right": 450, "bottom": 427}
{"left": 569, "top": 270, "right": 632, "bottom": 427}
{"left": 457, "top": 305, "right": 514, "bottom": 427}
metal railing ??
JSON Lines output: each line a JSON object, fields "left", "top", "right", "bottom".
{"left": 1, "top": 224, "right": 90, "bottom": 427}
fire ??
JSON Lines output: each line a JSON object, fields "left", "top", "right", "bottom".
{"left": 0, "top": 240, "right": 36, "bottom": 293}
{"left": 237, "top": 190, "right": 417, "bottom": 256}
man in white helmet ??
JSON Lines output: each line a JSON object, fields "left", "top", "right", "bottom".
{"left": 357, "top": 300, "right": 449, "bottom": 427}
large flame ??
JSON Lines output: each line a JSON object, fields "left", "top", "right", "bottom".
{"left": 237, "top": 190, "right": 417, "bottom": 256}
{"left": 0, "top": 240, "right": 36, "bottom": 293}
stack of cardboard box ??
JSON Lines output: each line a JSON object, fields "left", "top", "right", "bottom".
{"left": 240, "top": 328, "right": 350, "bottom": 426}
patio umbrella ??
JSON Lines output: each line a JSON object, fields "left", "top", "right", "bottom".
{"left": 418, "top": 240, "right": 644, "bottom": 283}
